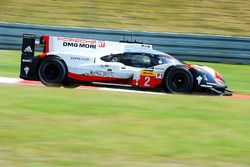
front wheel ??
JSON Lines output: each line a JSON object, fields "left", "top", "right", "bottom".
{"left": 38, "top": 57, "right": 67, "bottom": 86}
{"left": 164, "top": 66, "right": 193, "bottom": 93}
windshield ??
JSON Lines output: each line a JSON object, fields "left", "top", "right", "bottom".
{"left": 151, "top": 54, "right": 175, "bottom": 65}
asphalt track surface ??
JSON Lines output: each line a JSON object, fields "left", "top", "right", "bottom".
{"left": 0, "top": 77, "right": 250, "bottom": 99}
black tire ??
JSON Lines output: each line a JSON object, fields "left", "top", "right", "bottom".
{"left": 164, "top": 65, "right": 193, "bottom": 93}
{"left": 38, "top": 57, "right": 67, "bottom": 86}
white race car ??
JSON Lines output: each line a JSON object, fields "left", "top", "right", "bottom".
{"left": 20, "top": 34, "right": 231, "bottom": 95}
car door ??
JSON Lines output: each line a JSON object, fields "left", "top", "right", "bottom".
{"left": 91, "top": 54, "right": 137, "bottom": 83}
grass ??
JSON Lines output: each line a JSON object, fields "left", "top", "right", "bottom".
{"left": 0, "top": 50, "right": 21, "bottom": 77}
{"left": 1, "top": 49, "right": 250, "bottom": 94}
{"left": 0, "top": 0, "right": 250, "bottom": 36}
{"left": 0, "top": 84, "right": 250, "bottom": 167}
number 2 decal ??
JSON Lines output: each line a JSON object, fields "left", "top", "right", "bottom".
{"left": 144, "top": 76, "right": 150, "bottom": 87}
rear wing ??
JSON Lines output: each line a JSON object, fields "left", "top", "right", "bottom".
{"left": 20, "top": 34, "right": 48, "bottom": 80}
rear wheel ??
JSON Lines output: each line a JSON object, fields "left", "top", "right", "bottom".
{"left": 38, "top": 57, "right": 67, "bottom": 86}
{"left": 164, "top": 66, "right": 193, "bottom": 93}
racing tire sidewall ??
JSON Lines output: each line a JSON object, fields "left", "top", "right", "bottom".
{"left": 164, "top": 66, "right": 193, "bottom": 93}
{"left": 38, "top": 57, "right": 67, "bottom": 86}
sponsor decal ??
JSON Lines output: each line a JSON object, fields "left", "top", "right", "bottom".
{"left": 140, "top": 70, "right": 156, "bottom": 77}
{"left": 141, "top": 44, "right": 152, "bottom": 48}
{"left": 58, "top": 37, "right": 105, "bottom": 49}
{"left": 156, "top": 73, "right": 163, "bottom": 79}
{"left": 196, "top": 75, "right": 203, "bottom": 85}
{"left": 92, "top": 70, "right": 114, "bottom": 77}
{"left": 207, "top": 82, "right": 217, "bottom": 86}
{"left": 70, "top": 57, "right": 90, "bottom": 61}
{"left": 111, "top": 57, "right": 118, "bottom": 62}
{"left": 200, "top": 84, "right": 212, "bottom": 88}
{"left": 22, "top": 59, "right": 32, "bottom": 63}
{"left": 154, "top": 67, "right": 165, "bottom": 71}
{"left": 24, "top": 46, "right": 33, "bottom": 53}
{"left": 63, "top": 42, "right": 96, "bottom": 49}
{"left": 100, "top": 65, "right": 110, "bottom": 68}
{"left": 24, "top": 66, "right": 29, "bottom": 75}
{"left": 57, "top": 37, "right": 97, "bottom": 44}
{"left": 98, "top": 41, "right": 105, "bottom": 48}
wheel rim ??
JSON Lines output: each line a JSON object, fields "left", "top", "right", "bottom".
{"left": 172, "top": 73, "right": 188, "bottom": 90}
{"left": 44, "top": 63, "right": 60, "bottom": 81}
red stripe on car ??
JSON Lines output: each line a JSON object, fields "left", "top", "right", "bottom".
{"left": 68, "top": 72, "right": 132, "bottom": 84}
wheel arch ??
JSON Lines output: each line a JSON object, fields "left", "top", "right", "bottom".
{"left": 162, "top": 65, "right": 194, "bottom": 93}
{"left": 36, "top": 54, "right": 68, "bottom": 77}
{"left": 162, "top": 65, "right": 183, "bottom": 90}
{"left": 37, "top": 55, "right": 69, "bottom": 86}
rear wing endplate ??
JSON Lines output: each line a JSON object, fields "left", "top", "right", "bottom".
{"left": 20, "top": 34, "right": 36, "bottom": 79}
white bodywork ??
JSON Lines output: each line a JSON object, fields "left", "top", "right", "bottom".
{"left": 45, "top": 36, "right": 181, "bottom": 86}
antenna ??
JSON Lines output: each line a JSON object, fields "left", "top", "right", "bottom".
{"left": 120, "top": 34, "right": 143, "bottom": 44}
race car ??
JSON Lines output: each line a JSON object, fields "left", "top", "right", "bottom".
{"left": 20, "top": 34, "right": 232, "bottom": 95}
